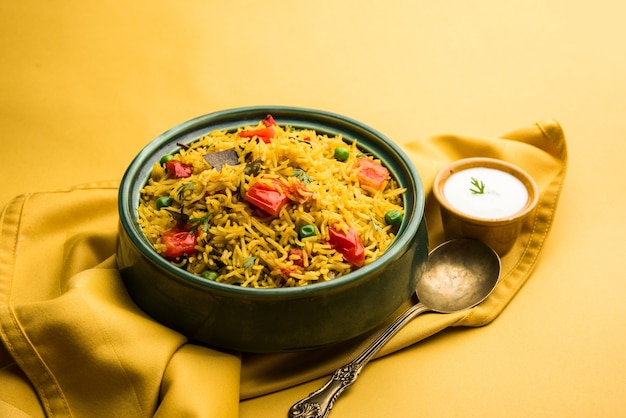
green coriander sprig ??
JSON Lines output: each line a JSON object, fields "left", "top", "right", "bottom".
{"left": 243, "top": 256, "right": 257, "bottom": 269}
{"left": 469, "top": 177, "right": 486, "bottom": 194}
{"left": 177, "top": 182, "right": 195, "bottom": 199}
{"left": 369, "top": 213, "right": 382, "bottom": 231}
{"left": 189, "top": 213, "right": 212, "bottom": 233}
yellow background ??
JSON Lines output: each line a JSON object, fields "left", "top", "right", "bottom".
{"left": 2, "top": 1, "right": 624, "bottom": 417}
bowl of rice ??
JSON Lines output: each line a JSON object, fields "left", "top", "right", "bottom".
{"left": 117, "top": 106, "right": 428, "bottom": 352}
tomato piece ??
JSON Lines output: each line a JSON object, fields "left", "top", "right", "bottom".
{"left": 328, "top": 226, "right": 365, "bottom": 267}
{"left": 280, "top": 268, "right": 296, "bottom": 277}
{"left": 289, "top": 248, "right": 309, "bottom": 267}
{"left": 161, "top": 227, "right": 197, "bottom": 259}
{"left": 354, "top": 158, "right": 389, "bottom": 190}
{"left": 286, "top": 179, "right": 313, "bottom": 203}
{"left": 263, "top": 114, "right": 277, "bottom": 127}
{"left": 237, "top": 115, "right": 277, "bottom": 143}
{"left": 238, "top": 126, "right": 276, "bottom": 143}
{"left": 165, "top": 159, "right": 193, "bottom": 179}
{"left": 279, "top": 248, "right": 310, "bottom": 277}
{"left": 244, "top": 178, "right": 289, "bottom": 217}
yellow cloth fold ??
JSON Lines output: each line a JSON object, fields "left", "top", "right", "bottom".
{"left": 0, "top": 119, "right": 566, "bottom": 417}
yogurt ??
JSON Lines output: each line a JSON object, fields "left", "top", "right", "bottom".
{"left": 443, "top": 167, "right": 529, "bottom": 219}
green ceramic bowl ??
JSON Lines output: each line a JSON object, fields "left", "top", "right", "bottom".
{"left": 117, "top": 106, "right": 428, "bottom": 353}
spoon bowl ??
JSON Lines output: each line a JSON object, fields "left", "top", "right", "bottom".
{"left": 417, "top": 238, "right": 501, "bottom": 313}
{"left": 289, "top": 238, "right": 501, "bottom": 418}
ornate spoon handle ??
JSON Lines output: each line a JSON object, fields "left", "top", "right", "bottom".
{"left": 288, "top": 302, "right": 431, "bottom": 418}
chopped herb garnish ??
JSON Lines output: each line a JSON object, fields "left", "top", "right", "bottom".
{"left": 469, "top": 177, "right": 486, "bottom": 194}
{"left": 243, "top": 256, "right": 257, "bottom": 269}
{"left": 177, "top": 182, "right": 194, "bottom": 199}
{"left": 292, "top": 168, "right": 313, "bottom": 184}
{"left": 370, "top": 213, "right": 383, "bottom": 231}
{"left": 189, "top": 213, "right": 212, "bottom": 233}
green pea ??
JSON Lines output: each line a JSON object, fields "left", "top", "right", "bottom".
{"left": 384, "top": 210, "right": 403, "bottom": 227}
{"left": 160, "top": 154, "right": 175, "bottom": 164}
{"left": 156, "top": 196, "right": 174, "bottom": 209}
{"left": 298, "top": 223, "right": 317, "bottom": 239}
{"left": 201, "top": 270, "right": 219, "bottom": 281}
{"left": 333, "top": 147, "right": 350, "bottom": 162}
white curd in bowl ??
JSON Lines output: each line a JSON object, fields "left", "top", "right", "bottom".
{"left": 442, "top": 167, "right": 529, "bottom": 219}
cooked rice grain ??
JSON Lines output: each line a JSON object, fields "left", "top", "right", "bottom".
{"left": 138, "top": 119, "right": 405, "bottom": 288}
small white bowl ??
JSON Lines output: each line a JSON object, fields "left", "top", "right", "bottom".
{"left": 433, "top": 158, "right": 539, "bottom": 255}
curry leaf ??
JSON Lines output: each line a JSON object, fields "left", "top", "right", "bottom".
{"left": 244, "top": 159, "right": 263, "bottom": 176}
{"left": 292, "top": 168, "right": 313, "bottom": 185}
{"left": 165, "top": 207, "right": 189, "bottom": 226}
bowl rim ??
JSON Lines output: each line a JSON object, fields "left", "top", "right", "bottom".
{"left": 118, "top": 105, "right": 425, "bottom": 296}
{"left": 432, "top": 157, "right": 539, "bottom": 224}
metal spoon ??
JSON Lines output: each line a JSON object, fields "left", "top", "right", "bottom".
{"left": 288, "top": 238, "right": 501, "bottom": 418}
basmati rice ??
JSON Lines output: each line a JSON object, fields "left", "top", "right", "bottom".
{"left": 138, "top": 116, "right": 405, "bottom": 288}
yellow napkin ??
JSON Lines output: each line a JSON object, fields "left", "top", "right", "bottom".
{"left": 0, "top": 119, "right": 567, "bottom": 417}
